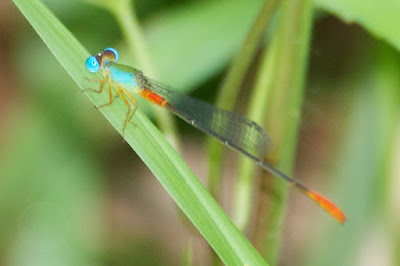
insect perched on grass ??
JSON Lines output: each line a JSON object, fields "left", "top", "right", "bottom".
{"left": 85, "top": 48, "right": 346, "bottom": 224}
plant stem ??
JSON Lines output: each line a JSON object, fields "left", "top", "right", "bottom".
{"left": 250, "top": 0, "right": 313, "bottom": 263}
{"left": 207, "top": 0, "right": 280, "bottom": 199}
{"left": 109, "top": 0, "right": 179, "bottom": 148}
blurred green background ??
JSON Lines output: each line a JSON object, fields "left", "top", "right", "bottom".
{"left": 1, "top": 0, "right": 399, "bottom": 265}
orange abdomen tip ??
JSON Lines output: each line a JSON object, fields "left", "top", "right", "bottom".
{"left": 307, "top": 191, "right": 346, "bottom": 224}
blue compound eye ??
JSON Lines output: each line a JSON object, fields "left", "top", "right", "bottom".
{"left": 86, "top": 56, "right": 100, "bottom": 73}
{"left": 104, "top": 47, "right": 119, "bottom": 62}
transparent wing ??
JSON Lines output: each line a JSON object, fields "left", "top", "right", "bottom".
{"left": 144, "top": 77, "right": 272, "bottom": 159}
{"left": 138, "top": 76, "right": 346, "bottom": 224}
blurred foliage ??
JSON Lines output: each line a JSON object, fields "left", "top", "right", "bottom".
{"left": 1, "top": 0, "right": 400, "bottom": 265}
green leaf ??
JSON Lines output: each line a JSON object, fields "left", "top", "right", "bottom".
{"left": 143, "top": 0, "right": 265, "bottom": 89}
{"left": 316, "top": 0, "right": 400, "bottom": 51}
{"left": 303, "top": 41, "right": 400, "bottom": 266}
{"left": 12, "top": 0, "right": 267, "bottom": 265}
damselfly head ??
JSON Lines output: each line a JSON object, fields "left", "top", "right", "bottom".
{"left": 85, "top": 55, "right": 101, "bottom": 73}
{"left": 86, "top": 48, "right": 119, "bottom": 73}
{"left": 103, "top": 47, "right": 119, "bottom": 62}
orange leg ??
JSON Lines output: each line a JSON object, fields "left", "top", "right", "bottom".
{"left": 84, "top": 70, "right": 108, "bottom": 94}
{"left": 94, "top": 76, "right": 115, "bottom": 109}
{"left": 120, "top": 87, "right": 138, "bottom": 126}
{"left": 114, "top": 84, "right": 138, "bottom": 137}
{"left": 85, "top": 74, "right": 117, "bottom": 110}
{"left": 84, "top": 76, "right": 106, "bottom": 94}
{"left": 86, "top": 73, "right": 138, "bottom": 137}
{"left": 84, "top": 77, "right": 103, "bottom": 83}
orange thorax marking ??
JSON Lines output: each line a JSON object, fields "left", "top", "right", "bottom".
{"left": 140, "top": 89, "right": 167, "bottom": 107}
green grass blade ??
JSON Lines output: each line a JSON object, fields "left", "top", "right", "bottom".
{"left": 12, "top": 0, "right": 268, "bottom": 264}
